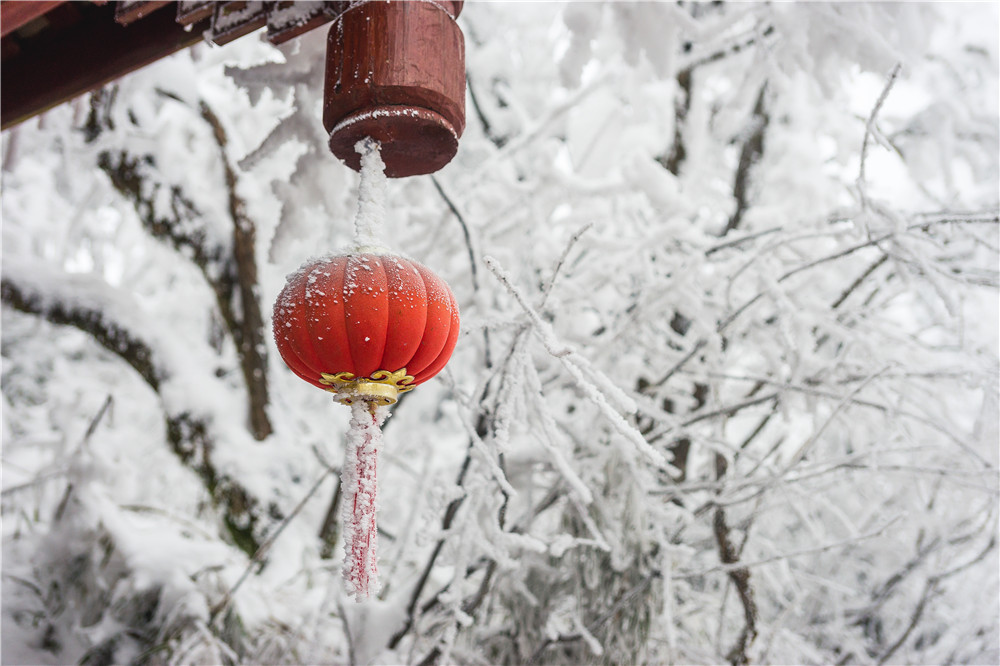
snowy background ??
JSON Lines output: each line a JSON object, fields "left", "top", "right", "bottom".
{"left": 2, "top": 2, "right": 998, "bottom": 664}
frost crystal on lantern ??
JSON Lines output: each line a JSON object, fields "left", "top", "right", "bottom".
{"left": 341, "top": 400, "right": 389, "bottom": 601}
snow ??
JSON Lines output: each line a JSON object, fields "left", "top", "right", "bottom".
{"left": 351, "top": 138, "right": 389, "bottom": 252}
{"left": 2, "top": 2, "right": 998, "bottom": 665}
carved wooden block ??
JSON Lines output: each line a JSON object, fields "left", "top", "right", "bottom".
{"left": 323, "top": 0, "right": 466, "bottom": 177}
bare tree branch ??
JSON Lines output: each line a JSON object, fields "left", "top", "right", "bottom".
{"left": 199, "top": 101, "right": 272, "bottom": 441}
{"left": 713, "top": 500, "right": 758, "bottom": 666}
{"left": 725, "top": 84, "right": 769, "bottom": 236}
{"left": 97, "top": 97, "right": 272, "bottom": 441}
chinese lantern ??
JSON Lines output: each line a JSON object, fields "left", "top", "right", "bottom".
{"left": 273, "top": 253, "right": 459, "bottom": 404}
{"left": 273, "top": 251, "right": 459, "bottom": 600}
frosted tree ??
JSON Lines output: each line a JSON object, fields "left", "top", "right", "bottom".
{"left": 2, "top": 3, "right": 997, "bottom": 665}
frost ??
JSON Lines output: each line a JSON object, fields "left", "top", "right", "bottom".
{"left": 350, "top": 138, "right": 390, "bottom": 254}
{"left": 340, "top": 401, "right": 389, "bottom": 602}
{"left": 2, "top": 3, "right": 998, "bottom": 665}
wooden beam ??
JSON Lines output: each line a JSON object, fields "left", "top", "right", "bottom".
{"left": 0, "top": 1, "right": 66, "bottom": 38}
{"left": 114, "top": 0, "right": 172, "bottom": 26}
{"left": 1, "top": 2, "right": 202, "bottom": 129}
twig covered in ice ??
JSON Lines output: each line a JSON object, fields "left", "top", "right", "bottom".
{"left": 484, "top": 255, "right": 669, "bottom": 469}
{"left": 675, "top": 516, "right": 903, "bottom": 579}
{"left": 210, "top": 463, "right": 337, "bottom": 621}
{"left": 856, "top": 63, "right": 903, "bottom": 210}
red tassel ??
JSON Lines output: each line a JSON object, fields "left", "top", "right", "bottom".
{"left": 342, "top": 399, "right": 386, "bottom": 601}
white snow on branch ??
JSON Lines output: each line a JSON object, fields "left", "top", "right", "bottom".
{"left": 484, "top": 255, "right": 670, "bottom": 470}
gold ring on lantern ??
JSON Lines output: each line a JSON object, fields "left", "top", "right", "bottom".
{"left": 319, "top": 369, "right": 416, "bottom": 406}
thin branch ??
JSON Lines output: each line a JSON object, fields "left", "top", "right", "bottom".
{"left": 857, "top": 63, "right": 903, "bottom": 210}
{"left": 199, "top": 101, "right": 272, "bottom": 441}
{"left": 831, "top": 253, "right": 889, "bottom": 309}
{"left": 431, "top": 175, "right": 490, "bottom": 368}
{"left": 713, "top": 503, "right": 757, "bottom": 666}
{"left": 484, "top": 255, "right": 667, "bottom": 468}
{"left": 83, "top": 395, "right": 115, "bottom": 441}
{"left": 705, "top": 226, "right": 782, "bottom": 256}
{"left": 646, "top": 392, "right": 779, "bottom": 444}
{"left": 210, "top": 465, "right": 336, "bottom": 622}
{"left": 540, "top": 222, "right": 593, "bottom": 308}
{"left": 724, "top": 84, "right": 769, "bottom": 236}
{"left": 682, "top": 392, "right": 778, "bottom": 429}
{"left": 719, "top": 211, "right": 997, "bottom": 331}
{"left": 651, "top": 338, "right": 708, "bottom": 388}
{"left": 875, "top": 578, "right": 937, "bottom": 665}
{"left": 677, "top": 517, "right": 902, "bottom": 579}
{"left": 466, "top": 72, "right": 506, "bottom": 149}
{"left": 431, "top": 176, "right": 479, "bottom": 294}
{"left": 679, "top": 24, "right": 776, "bottom": 73}
{"left": 387, "top": 447, "right": 474, "bottom": 649}
{"left": 318, "top": 477, "right": 343, "bottom": 561}
{"left": 932, "top": 536, "right": 996, "bottom": 583}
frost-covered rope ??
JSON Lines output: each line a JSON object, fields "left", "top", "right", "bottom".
{"left": 352, "top": 137, "right": 388, "bottom": 251}
{"left": 341, "top": 399, "right": 389, "bottom": 601}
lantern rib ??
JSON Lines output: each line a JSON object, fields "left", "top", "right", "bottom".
{"left": 272, "top": 297, "right": 318, "bottom": 386}
{"left": 343, "top": 254, "right": 391, "bottom": 378}
{"left": 415, "top": 287, "right": 460, "bottom": 384}
{"left": 287, "top": 271, "right": 335, "bottom": 388}
{"left": 406, "top": 264, "right": 451, "bottom": 380}
{"left": 380, "top": 255, "right": 429, "bottom": 373}
{"left": 304, "top": 261, "right": 354, "bottom": 381}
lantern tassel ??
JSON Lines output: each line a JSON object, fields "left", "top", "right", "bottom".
{"left": 341, "top": 399, "right": 388, "bottom": 601}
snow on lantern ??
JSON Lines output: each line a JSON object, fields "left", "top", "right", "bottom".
{"left": 272, "top": 141, "right": 459, "bottom": 601}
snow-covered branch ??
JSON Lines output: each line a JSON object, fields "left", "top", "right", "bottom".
{"left": 2, "top": 257, "right": 266, "bottom": 557}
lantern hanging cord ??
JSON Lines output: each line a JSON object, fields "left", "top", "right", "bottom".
{"left": 352, "top": 137, "right": 389, "bottom": 252}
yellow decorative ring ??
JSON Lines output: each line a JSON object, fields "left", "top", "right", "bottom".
{"left": 319, "top": 368, "right": 416, "bottom": 406}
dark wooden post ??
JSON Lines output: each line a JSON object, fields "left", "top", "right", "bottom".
{"left": 323, "top": 0, "right": 466, "bottom": 178}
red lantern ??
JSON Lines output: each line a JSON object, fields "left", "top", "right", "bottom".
{"left": 272, "top": 251, "right": 460, "bottom": 601}
{"left": 273, "top": 252, "right": 460, "bottom": 405}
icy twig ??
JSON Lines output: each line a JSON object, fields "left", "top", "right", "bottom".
{"left": 645, "top": 392, "right": 779, "bottom": 445}
{"left": 453, "top": 397, "right": 517, "bottom": 497}
{"left": 831, "top": 253, "right": 889, "bottom": 309}
{"left": 540, "top": 222, "right": 593, "bottom": 308}
{"left": 484, "top": 255, "right": 668, "bottom": 469}
{"left": 471, "top": 71, "right": 612, "bottom": 181}
{"left": 432, "top": 175, "right": 492, "bottom": 368}
{"left": 210, "top": 462, "right": 337, "bottom": 621}
{"left": 676, "top": 516, "right": 902, "bottom": 579}
{"left": 773, "top": 366, "right": 889, "bottom": 476}
{"left": 432, "top": 176, "right": 479, "bottom": 293}
{"left": 484, "top": 255, "right": 636, "bottom": 412}
{"left": 704, "top": 225, "right": 782, "bottom": 256}
{"left": 875, "top": 578, "right": 937, "bottom": 666}
{"left": 522, "top": 358, "right": 594, "bottom": 504}
{"left": 856, "top": 63, "right": 903, "bottom": 210}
